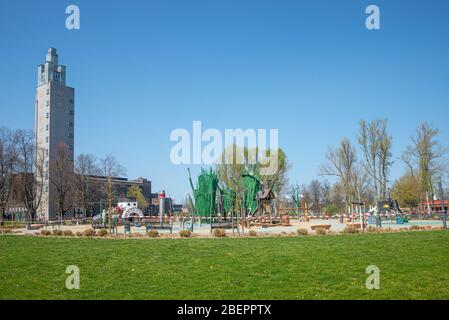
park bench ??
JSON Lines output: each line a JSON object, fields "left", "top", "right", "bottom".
{"left": 26, "top": 223, "right": 44, "bottom": 230}
{"left": 146, "top": 222, "right": 173, "bottom": 234}
{"left": 310, "top": 224, "right": 332, "bottom": 231}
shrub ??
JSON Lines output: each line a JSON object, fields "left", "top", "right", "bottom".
{"left": 315, "top": 228, "right": 327, "bottom": 235}
{"left": 410, "top": 225, "right": 420, "bottom": 230}
{"left": 75, "top": 231, "right": 83, "bottom": 237}
{"left": 297, "top": 228, "right": 308, "bottom": 236}
{"left": 343, "top": 226, "right": 359, "bottom": 234}
{"left": 52, "top": 229, "right": 63, "bottom": 236}
{"left": 147, "top": 230, "right": 159, "bottom": 238}
{"left": 83, "top": 228, "right": 96, "bottom": 237}
{"left": 97, "top": 229, "right": 108, "bottom": 237}
{"left": 213, "top": 228, "right": 227, "bottom": 237}
{"left": 179, "top": 230, "right": 192, "bottom": 238}
{"left": 366, "top": 226, "right": 378, "bottom": 233}
{"left": 40, "top": 229, "right": 51, "bottom": 236}
{"left": 132, "top": 233, "right": 144, "bottom": 238}
{"left": 0, "top": 228, "right": 12, "bottom": 234}
{"left": 248, "top": 230, "right": 257, "bottom": 237}
{"left": 63, "top": 230, "right": 74, "bottom": 237}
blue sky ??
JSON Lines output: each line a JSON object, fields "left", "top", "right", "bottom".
{"left": 1, "top": 0, "right": 449, "bottom": 202}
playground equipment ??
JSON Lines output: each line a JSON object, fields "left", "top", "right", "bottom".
{"left": 117, "top": 202, "right": 144, "bottom": 220}
{"left": 188, "top": 168, "right": 219, "bottom": 219}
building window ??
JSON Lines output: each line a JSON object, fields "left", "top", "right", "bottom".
{"left": 68, "top": 121, "right": 73, "bottom": 127}
{"left": 68, "top": 144, "right": 73, "bottom": 150}
{"left": 45, "top": 124, "right": 48, "bottom": 131}
{"left": 68, "top": 109, "right": 74, "bottom": 115}
{"left": 69, "top": 99, "right": 73, "bottom": 104}
{"left": 45, "top": 137, "right": 48, "bottom": 143}
{"left": 46, "top": 113, "right": 49, "bottom": 119}
{"left": 67, "top": 133, "right": 73, "bottom": 138}
{"left": 46, "top": 100, "right": 49, "bottom": 106}
{"left": 46, "top": 89, "right": 49, "bottom": 95}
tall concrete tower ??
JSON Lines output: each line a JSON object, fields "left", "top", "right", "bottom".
{"left": 35, "top": 48, "right": 75, "bottom": 220}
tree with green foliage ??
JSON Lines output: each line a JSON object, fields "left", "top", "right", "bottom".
{"left": 391, "top": 173, "right": 421, "bottom": 209}
{"left": 127, "top": 185, "right": 148, "bottom": 209}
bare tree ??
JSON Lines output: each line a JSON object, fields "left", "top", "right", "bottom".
{"left": 319, "top": 138, "right": 357, "bottom": 213}
{"left": 378, "top": 123, "right": 393, "bottom": 199}
{"left": 358, "top": 119, "right": 393, "bottom": 201}
{"left": 14, "top": 130, "right": 46, "bottom": 222}
{"left": 75, "top": 154, "right": 100, "bottom": 219}
{"left": 50, "top": 143, "right": 75, "bottom": 221}
{"left": 0, "top": 128, "right": 16, "bottom": 222}
{"left": 404, "top": 122, "right": 448, "bottom": 200}
{"left": 308, "top": 179, "right": 322, "bottom": 214}
{"left": 99, "top": 155, "right": 125, "bottom": 233}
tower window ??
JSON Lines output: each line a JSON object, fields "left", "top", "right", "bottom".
{"left": 68, "top": 109, "right": 74, "bottom": 115}
{"left": 68, "top": 133, "right": 73, "bottom": 138}
{"left": 67, "top": 121, "right": 73, "bottom": 127}
{"left": 46, "top": 124, "right": 48, "bottom": 131}
{"left": 46, "top": 100, "right": 49, "bottom": 106}
{"left": 46, "top": 113, "right": 49, "bottom": 119}
{"left": 46, "top": 89, "right": 49, "bottom": 95}
{"left": 45, "top": 137, "right": 48, "bottom": 143}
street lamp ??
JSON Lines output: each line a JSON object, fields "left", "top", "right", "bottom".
{"left": 438, "top": 178, "right": 447, "bottom": 229}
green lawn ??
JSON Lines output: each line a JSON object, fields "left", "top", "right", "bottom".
{"left": 1, "top": 231, "right": 449, "bottom": 299}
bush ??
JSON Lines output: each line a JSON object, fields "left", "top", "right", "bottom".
{"left": 343, "top": 226, "right": 360, "bottom": 234}
{"left": 40, "top": 229, "right": 51, "bottom": 236}
{"left": 63, "top": 230, "right": 74, "bottom": 237}
{"left": 83, "top": 228, "right": 96, "bottom": 237}
{"left": 75, "top": 231, "right": 83, "bottom": 237}
{"left": 315, "top": 228, "right": 327, "bottom": 235}
{"left": 0, "top": 228, "right": 12, "bottom": 234}
{"left": 52, "top": 229, "right": 63, "bottom": 236}
{"left": 97, "top": 229, "right": 108, "bottom": 237}
{"left": 297, "top": 228, "right": 308, "bottom": 236}
{"left": 179, "top": 230, "right": 192, "bottom": 238}
{"left": 248, "top": 230, "right": 257, "bottom": 237}
{"left": 410, "top": 225, "right": 420, "bottom": 230}
{"left": 133, "top": 233, "right": 144, "bottom": 238}
{"left": 147, "top": 230, "right": 159, "bottom": 238}
{"left": 366, "top": 226, "right": 378, "bottom": 233}
{"left": 213, "top": 228, "right": 227, "bottom": 237}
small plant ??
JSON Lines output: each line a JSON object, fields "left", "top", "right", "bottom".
{"left": 410, "top": 225, "right": 420, "bottom": 230}
{"left": 179, "top": 230, "right": 192, "bottom": 238}
{"left": 97, "top": 229, "right": 108, "bottom": 237}
{"left": 343, "top": 226, "right": 359, "bottom": 234}
{"left": 315, "top": 228, "right": 327, "bottom": 235}
{"left": 40, "top": 229, "right": 51, "bottom": 236}
{"left": 52, "top": 229, "right": 63, "bottom": 236}
{"left": 147, "top": 230, "right": 159, "bottom": 238}
{"left": 75, "top": 231, "right": 83, "bottom": 237}
{"left": 366, "top": 226, "right": 378, "bottom": 233}
{"left": 213, "top": 228, "right": 227, "bottom": 237}
{"left": 83, "top": 228, "right": 96, "bottom": 237}
{"left": 63, "top": 230, "right": 74, "bottom": 237}
{"left": 248, "top": 230, "right": 257, "bottom": 237}
{"left": 297, "top": 228, "right": 308, "bottom": 236}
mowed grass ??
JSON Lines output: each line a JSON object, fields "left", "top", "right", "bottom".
{"left": 1, "top": 231, "right": 449, "bottom": 300}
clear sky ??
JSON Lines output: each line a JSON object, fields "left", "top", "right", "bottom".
{"left": 1, "top": 0, "right": 449, "bottom": 202}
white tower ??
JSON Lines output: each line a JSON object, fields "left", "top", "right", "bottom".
{"left": 35, "top": 48, "right": 75, "bottom": 220}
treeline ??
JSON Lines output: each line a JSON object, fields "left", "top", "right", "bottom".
{"left": 0, "top": 128, "right": 132, "bottom": 222}
{"left": 292, "top": 120, "right": 448, "bottom": 213}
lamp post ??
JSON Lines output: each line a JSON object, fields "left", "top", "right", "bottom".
{"left": 438, "top": 178, "right": 447, "bottom": 229}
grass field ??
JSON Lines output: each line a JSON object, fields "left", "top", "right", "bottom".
{"left": 1, "top": 231, "right": 449, "bottom": 300}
